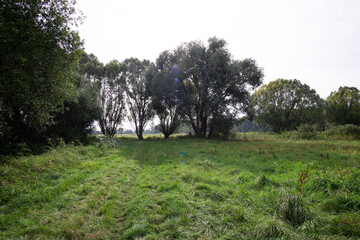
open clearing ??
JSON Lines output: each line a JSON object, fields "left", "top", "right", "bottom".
{"left": 1, "top": 134, "right": 360, "bottom": 239}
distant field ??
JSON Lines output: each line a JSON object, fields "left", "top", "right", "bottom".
{"left": 1, "top": 133, "right": 359, "bottom": 239}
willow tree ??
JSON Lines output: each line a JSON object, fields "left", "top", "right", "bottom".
{"left": 251, "top": 79, "right": 323, "bottom": 133}
{"left": 123, "top": 58, "right": 154, "bottom": 140}
{"left": 79, "top": 54, "right": 126, "bottom": 137}
{"left": 97, "top": 60, "right": 127, "bottom": 137}
{"left": 147, "top": 50, "right": 184, "bottom": 138}
{"left": 176, "top": 37, "right": 264, "bottom": 137}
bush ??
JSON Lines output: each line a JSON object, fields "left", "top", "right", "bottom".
{"left": 327, "top": 124, "right": 360, "bottom": 139}
{"left": 94, "top": 136, "right": 122, "bottom": 149}
{"left": 296, "top": 124, "right": 318, "bottom": 140}
{"left": 209, "top": 114, "right": 237, "bottom": 140}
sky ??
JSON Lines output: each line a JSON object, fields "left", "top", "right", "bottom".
{"left": 75, "top": 0, "right": 360, "bottom": 100}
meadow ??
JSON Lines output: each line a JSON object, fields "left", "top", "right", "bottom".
{"left": 1, "top": 133, "right": 359, "bottom": 239}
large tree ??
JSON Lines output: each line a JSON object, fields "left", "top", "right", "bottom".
{"left": 0, "top": 0, "right": 82, "bottom": 152}
{"left": 98, "top": 60, "right": 127, "bottom": 137}
{"left": 123, "top": 58, "right": 154, "bottom": 140}
{"left": 79, "top": 54, "right": 126, "bottom": 137}
{"left": 177, "top": 37, "right": 264, "bottom": 137}
{"left": 251, "top": 79, "right": 323, "bottom": 133}
{"left": 46, "top": 52, "right": 103, "bottom": 143}
{"left": 147, "top": 50, "right": 184, "bottom": 138}
{"left": 326, "top": 86, "right": 360, "bottom": 126}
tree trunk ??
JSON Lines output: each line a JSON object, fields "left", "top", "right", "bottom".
{"left": 137, "top": 125, "right": 144, "bottom": 140}
{"left": 208, "top": 126, "right": 214, "bottom": 138}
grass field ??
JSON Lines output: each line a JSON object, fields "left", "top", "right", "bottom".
{"left": 1, "top": 133, "right": 360, "bottom": 239}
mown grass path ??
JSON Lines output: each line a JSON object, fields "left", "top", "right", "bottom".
{"left": 1, "top": 136, "right": 360, "bottom": 239}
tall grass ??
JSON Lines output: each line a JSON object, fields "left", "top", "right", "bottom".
{"left": 1, "top": 133, "right": 359, "bottom": 239}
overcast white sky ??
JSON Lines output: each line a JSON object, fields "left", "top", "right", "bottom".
{"left": 75, "top": 0, "right": 360, "bottom": 100}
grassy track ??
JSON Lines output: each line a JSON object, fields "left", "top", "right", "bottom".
{"left": 1, "top": 134, "right": 360, "bottom": 239}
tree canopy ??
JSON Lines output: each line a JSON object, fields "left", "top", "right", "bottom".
{"left": 147, "top": 50, "right": 184, "bottom": 138}
{"left": 326, "top": 86, "right": 360, "bottom": 126}
{"left": 123, "top": 58, "right": 154, "bottom": 140}
{"left": 0, "top": 0, "right": 82, "bottom": 152}
{"left": 174, "top": 37, "right": 264, "bottom": 137}
{"left": 251, "top": 79, "right": 323, "bottom": 133}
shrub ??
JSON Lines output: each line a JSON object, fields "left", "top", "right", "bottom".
{"left": 327, "top": 124, "right": 360, "bottom": 139}
{"left": 95, "top": 137, "right": 122, "bottom": 149}
{"left": 296, "top": 124, "right": 318, "bottom": 140}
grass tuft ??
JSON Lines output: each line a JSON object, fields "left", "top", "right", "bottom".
{"left": 277, "top": 190, "right": 309, "bottom": 226}
{"left": 254, "top": 218, "right": 289, "bottom": 239}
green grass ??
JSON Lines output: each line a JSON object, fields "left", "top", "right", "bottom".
{"left": 1, "top": 133, "right": 359, "bottom": 239}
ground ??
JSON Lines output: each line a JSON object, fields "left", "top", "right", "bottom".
{"left": 1, "top": 133, "right": 359, "bottom": 239}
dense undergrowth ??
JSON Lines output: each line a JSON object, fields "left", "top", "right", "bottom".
{"left": 1, "top": 133, "right": 359, "bottom": 239}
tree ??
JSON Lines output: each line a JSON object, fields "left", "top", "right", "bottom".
{"left": 251, "top": 79, "right": 323, "bottom": 133}
{"left": 176, "top": 37, "right": 264, "bottom": 137}
{"left": 0, "top": 0, "right": 82, "bottom": 153}
{"left": 326, "top": 86, "right": 360, "bottom": 126}
{"left": 98, "top": 60, "right": 126, "bottom": 137}
{"left": 123, "top": 58, "right": 154, "bottom": 140}
{"left": 47, "top": 76, "right": 101, "bottom": 143}
{"left": 47, "top": 52, "right": 102, "bottom": 142}
{"left": 79, "top": 53, "right": 126, "bottom": 137}
{"left": 147, "top": 50, "right": 184, "bottom": 138}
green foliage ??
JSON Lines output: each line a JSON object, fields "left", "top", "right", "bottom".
{"left": 123, "top": 58, "right": 154, "bottom": 140}
{"left": 327, "top": 124, "right": 360, "bottom": 139}
{"left": 209, "top": 114, "right": 237, "bottom": 139}
{"left": 326, "top": 86, "right": 360, "bottom": 126}
{"left": 147, "top": 51, "right": 183, "bottom": 138}
{"left": 251, "top": 79, "right": 324, "bottom": 133}
{"left": 159, "top": 37, "right": 263, "bottom": 138}
{"left": 296, "top": 123, "right": 318, "bottom": 140}
{"left": 47, "top": 76, "right": 101, "bottom": 143}
{"left": 236, "top": 118, "right": 269, "bottom": 132}
{"left": 0, "top": 0, "right": 82, "bottom": 154}
{"left": 78, "top": 53, "right": 127, "bottom": 137}
{"left": 99, "top": 60, "right": 127, "bottom": 137}
{"left": 277, "top": 191, "right": 309, "bottom": 226}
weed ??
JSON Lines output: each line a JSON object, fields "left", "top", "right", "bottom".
{"left": 277, "top": 190, "right": 309, "bottom": 226}
{"left": 296, "top": 165, "right": 311, "bottom": 198}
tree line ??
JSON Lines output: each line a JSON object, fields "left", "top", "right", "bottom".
{"left": 78, "top": 38, "right": 264, "bottom": 141}
{"left": 250, "top": 79, "right": 360, "bottom": 133}
{"left": 1, "top": 0, "right": 360, "bottom": 155}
